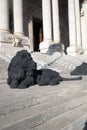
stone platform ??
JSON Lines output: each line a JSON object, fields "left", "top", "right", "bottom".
{"left": 0, "top": 52, "right": 87, "bottom": 130}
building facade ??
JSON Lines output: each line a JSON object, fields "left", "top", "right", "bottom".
{"left": 0, "top": 0, "right": 87, "bottom": 55}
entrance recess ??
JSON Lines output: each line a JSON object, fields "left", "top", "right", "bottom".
{"left": 33, "top": 18, "right": 43, "bottom": 51}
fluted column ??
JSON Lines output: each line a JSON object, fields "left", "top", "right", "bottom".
{"left": 68, "top": 0, "right": 77, "bottom": 55}
{"left": 40, "top": 0, "right": 52, "bottom": 53}
{"left": 0, "top": 0, "right": 9, "bottom": 32}
{"left": 75, "top": 0, "right": 82, "bottom": 51}
{"left": 52, "top": 0, "right": 60, "bottom": 43}
{"left": 13, "top": 0, "right": 23, "bottom": 35}
{"left": 42, "top": 0, "right": 52, "bottom": 41}
{"left": 68, "top": 0, "right": 77, "bottom": 45}
{"left": 82, "top": 0, "right": 87, "bottom": 49}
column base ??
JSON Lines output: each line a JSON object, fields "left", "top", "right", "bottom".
{"left": 67, "top": 45, "right": 84, "bottom": 56}
{"left": 0, "top": 31, "right": 10, "bottom": 42}
{"left": 39, "top": 40, "right": 51, "bottom": 54}
{"left": 76, "top": 46, "right": 84, "bottom": 55}
{"left": 14, "top": 32, "right": 24, "bottom": 36}
{"left": 81, "top": 48, "right": 87, "bottom": 55}
{"left": 67, "top": 45, "right": 77, "bottom": 56}
{"left": 83, "top": 50, "right": 87, "bottom": 55}
{"left": 0, "top": 42, "right": 30, "bottom": 58}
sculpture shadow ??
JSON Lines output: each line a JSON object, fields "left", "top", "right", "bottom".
{"left": 83, "top": 121, "right": 87, "bottom": 130}
{"left": 47, "top": 43, "right": 64, "bottom": 55}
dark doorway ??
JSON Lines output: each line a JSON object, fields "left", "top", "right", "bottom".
{"left": 9, "top": 8, "right": 13, "bottom": 33}
{"left": 33, "top": 18, "right": 43, "bottom": 51}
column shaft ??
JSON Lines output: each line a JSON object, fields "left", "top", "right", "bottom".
{"left": 52, "top": 0, "right": 60, "bottom": 43}
{"left": 82, "top": 1, "right": 87, "bottom": 49}
{"left": 13, "top": 0, "right": 23, "bottom": 35}
{"left": 75, "top": 0, "right": 82, "bottom": 49}
{"left": 0, "top": 0, "right": 9, "bottom": 31}
{"left": 68, "top": 0, "right": 77, "bottom": 46}
{"left": 42, "top": 0, "right": 52, "bottom": 41}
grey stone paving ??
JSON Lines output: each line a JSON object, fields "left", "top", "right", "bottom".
{"left": 31, "top": 104, "right": 87, "bottom": 130}
{"left": 0, "top": 52, "right": 87, "bottom": 130}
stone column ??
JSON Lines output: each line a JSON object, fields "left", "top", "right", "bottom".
{"left": 68, "top": 0, "right": 77, "bottom": 55}
{"left": 0, "top": 0, "right": 9, "bottom": 41}
{"left": 13, "top": 0, "right": 23, "bottom": 35}
{"left": 42, "top": 0, "right": 52, "bottom": 41}
{"left": 82, "top": 1, "right": 87, "bottom": 50}
{"left": 75, "top": 0, "right": 82, "bottom": 52}
{"left": 0, "top": 0, "right": 9, "bottom": 32}
{"left": 40, "top": 0, "right": 52, "bottom": 53}
{"left": 52, "top": 0, "right": 60, "bottom": 43}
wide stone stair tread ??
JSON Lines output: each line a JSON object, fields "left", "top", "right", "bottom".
{"left": 0, "top": 77, "right": 86, "bottom": 117}
{"left": 0, "top": 52, "right": 87, "bottom": 130}
{"left": 0, "top": 91, "right": 87, "bottom": 130}
{"left": 31, "top": 103, "right": 87, "bottom": 130}
{"left": 0, "top": 51, "right": 86, "bottom": 73}
{"left": 0, "top": 43, "right": 30, "bottom": 60}
{"left": 51, "top": 55, "right": 83, "bottom": 71}
{"left": 31, "top": 52, "right": 86, "bottom": 73}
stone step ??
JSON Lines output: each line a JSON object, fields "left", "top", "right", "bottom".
{"left": 31, "top": 52, "right": 84, "bottom": 71}
{"left": 0, "top": 91, "right": 87, "bottom": 130}
{"left": 0, "top": 54, "right": 11, "bottom": 63}
{"left": 0, "top": 51, "right": 85, "bottom": 72}
{"left": 0, "top": 43, "right": 30, "bottom": 57}
{"left": 31, "top": 104, "right": 87, "bottom": 130}
{"left": 0, "top": 78, "right": 86, "bottom": 116}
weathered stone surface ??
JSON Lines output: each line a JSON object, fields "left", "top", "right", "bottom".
{"left": 0, "top": 52, "right": 87, "bottom": 130}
